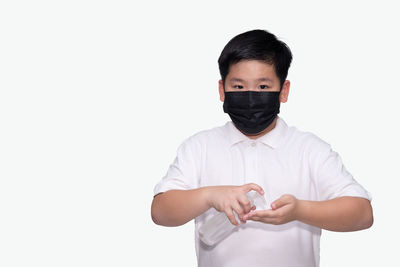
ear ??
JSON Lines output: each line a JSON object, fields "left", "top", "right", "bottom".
{"left": 218, "top": 79, "right": 225, "bottom": 102}
{"left": 280, "top": 80, "right": 290, "bottom": 103}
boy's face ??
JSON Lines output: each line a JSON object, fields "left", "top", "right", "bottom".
{"left": 218, "top": 60, "right": 290, "bottom": 103}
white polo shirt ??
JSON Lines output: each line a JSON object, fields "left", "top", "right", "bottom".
{"left": 153, "top": 116, "right": 372, "bottom": 267}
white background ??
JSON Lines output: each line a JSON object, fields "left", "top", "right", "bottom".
{"left": 1, "top": 0, "right": 399, "bottom": 266}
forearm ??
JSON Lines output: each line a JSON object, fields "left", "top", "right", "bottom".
{"left": 296, "top": 196, "right": 373, "bottom": 232}
{"left": 151, "top": 187, "right": 211, "bottom": 227}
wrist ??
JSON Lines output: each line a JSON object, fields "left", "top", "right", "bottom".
{"left": 200, "top": 186, "right": 214, "bottom": 209}
{"left": 295, "top": 199, "right": 309, "bottom": 222}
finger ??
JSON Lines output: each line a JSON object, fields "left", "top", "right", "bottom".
{"left": 238, "top": 194, "right": 252, "bottom": 214}
{"left": 246, "top": 209, "right": 277, "bottom": 219}
{"left": 243, "top": 207, "right": 256, "bottom": 220}
{"left": 247, "top": 216, "right": 261, "bottom": 222}
{"left": 249, "top": 206, "right": 257, "bottom": 214}
{"left": 243, "top": 183, "right": 264, "bottom": 195}
{"left": 245, "top": 213, "right": 272, "bottom": 223}
{"left": 231, "top": 201, "right": 245, "bottom": 222}
{"left": 247, "top": 216, "right": 278, "bottom": 224}
{"left": 224, "top": 208, "right": 239, "bottom": 226}
{"left": 271, "top": 195, "right": 290, "bottom": 210}
{"left": 243, "top": 209, "right": 262, "bottom": 220}
{"left": 244, "top": 210, "right": 279, "bottom": 223}
{"left": 243, "top": 211, "right": 256, "bottom": 220}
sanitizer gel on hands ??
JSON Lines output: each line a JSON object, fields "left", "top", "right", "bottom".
{"left": 199, "top": 191, "right": 268, "bottom": 246}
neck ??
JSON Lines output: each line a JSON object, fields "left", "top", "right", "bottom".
{"left": 239, "top": 116, "right": 278, "bottom": 140}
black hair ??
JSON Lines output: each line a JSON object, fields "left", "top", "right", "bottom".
{"left": 218, "top": 29, "right": 292, "bottom": 89}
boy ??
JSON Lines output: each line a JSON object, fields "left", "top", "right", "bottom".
{"left": 151, "top": 29, "right": 373, "bottom": 267}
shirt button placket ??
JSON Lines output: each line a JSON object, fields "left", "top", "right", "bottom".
{"left": 245, "top": 141, "right": 257, "bottom": 184}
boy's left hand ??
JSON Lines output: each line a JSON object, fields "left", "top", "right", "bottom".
{"left": 243, "top": 194, "right": 298, "bottom": 225}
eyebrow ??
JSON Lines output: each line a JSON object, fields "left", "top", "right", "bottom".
{"left": 229, "top": 77, "right": 273, "bottom": 83}
{"left": 257, "top": 77, "right": 273, "bottom": 83}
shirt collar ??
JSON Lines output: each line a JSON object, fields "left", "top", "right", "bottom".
{"left": 225, "top": 116, "right": 288, "bottom": 149}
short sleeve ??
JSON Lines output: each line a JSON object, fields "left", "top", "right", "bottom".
{"left": 309, "top": 137, "right": 372, "bottom": 202}
{"left": 153, "top": 137, "right": 200, "bottom": 196}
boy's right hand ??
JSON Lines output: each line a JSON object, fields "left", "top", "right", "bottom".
{"left": 205, "top": 183, "right": 264, "bottom": 226}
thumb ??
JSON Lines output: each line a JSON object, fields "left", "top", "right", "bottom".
{"left": 271, "top": 195, "right": 289, "bottom": 210}
{"left": 243, "top": 183, "right": 264, "bottom": 196}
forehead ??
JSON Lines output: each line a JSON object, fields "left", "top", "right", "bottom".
{"left": 227, "top": 60, "right": 278, "bottom": 81}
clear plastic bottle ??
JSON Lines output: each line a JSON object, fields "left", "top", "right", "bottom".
{"left": 198, "top": 191, "right": 267, "bottom": 246}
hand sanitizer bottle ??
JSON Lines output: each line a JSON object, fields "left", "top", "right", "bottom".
{"left": 198, "top": 191, "right": 267, "bottom": 246}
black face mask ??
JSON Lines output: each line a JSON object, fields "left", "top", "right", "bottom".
{"left": 223, "top": 91, "right": 280, "bottom": 135}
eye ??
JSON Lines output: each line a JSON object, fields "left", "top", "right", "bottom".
{"left": 259, "top": 85, "right": 269, "bottom": 89}
{"left": 233, "top": 85, "right": 244, "bottom": 89}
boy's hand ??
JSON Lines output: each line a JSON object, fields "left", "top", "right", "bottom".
{"left": 205, "top": 183, "right": 264, "bottom": 226}
{"left": 243, "top": 194, "right": 298, "bottom": 225}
